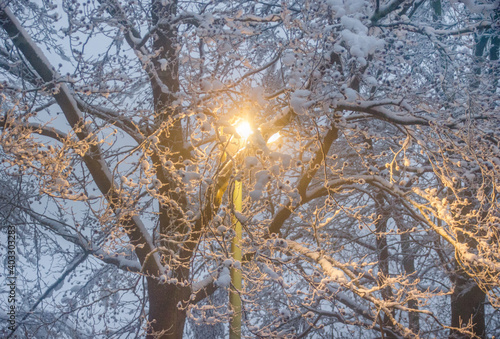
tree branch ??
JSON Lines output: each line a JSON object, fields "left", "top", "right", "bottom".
{"left": 7, "top": 253, "right": 89, "bottom": 338}
{"left": 25, "top": 209, "right": 142, "bottom": 272}
{"left": 268, "top": 125, "right": 338, "bottom": 235}
{"left": 0, "top": 5, "right": 162, "bottom": 275}
{"left": 75, "top": 97, "right": 145, "bottom": 143}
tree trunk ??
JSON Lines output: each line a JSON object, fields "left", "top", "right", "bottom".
{"left": 431, "top": 0, "right": 442, "bottom": 22}
{"left": 147, "top": 279, "right": 191, "bottom": 339}
{"left": 399, "top": 226, "right": 419, "bottom": 333}
{"left": 374, "top": 193, "right": 397, "bottom": 339}
{"left": 146, "top": 1, "right": 193, "bottom": 338}
{"left": 450, "top": 269, "right": 486, "bottom": 338}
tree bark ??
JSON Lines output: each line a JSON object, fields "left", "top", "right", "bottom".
{"left": 449, "top": 268, "right": 486, "bottom": 339}
{"left": 147, "top": 280, "right": 190, "bottom": 339}
{"left": 450, "top": 195, "right": 486, "bottom": 338}
{"left": 431, "top": 0, "right": 442, "bottom": 22}
{"left": 147, "top": 1, "right": 193, "bottom": 337}
{"left": 398, "top": 221, "right": 419, "bottom": 333}
{"left": 374, "top": 193, "right": 397, "bottom": 339}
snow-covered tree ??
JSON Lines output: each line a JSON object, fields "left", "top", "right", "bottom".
{"left": 0, "top": 0, "right": 499, "bottom": 338}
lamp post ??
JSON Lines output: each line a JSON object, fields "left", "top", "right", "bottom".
{"left": 230, "top": 178, "right": 243, "bottom": 339}
{"left": 228, "top": 121, "right": 280, "bottom": 338}
{"left": 229, "top": 121, "right": 252, "bottom": 339}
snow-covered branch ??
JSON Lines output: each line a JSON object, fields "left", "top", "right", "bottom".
{"left": 75, "top": 98, "right": 145, "bottom": 143}
{"left": 26, "top": 210, "right": 142, "bottom": 272}
{"left": 0, "top": 5, "right": 162, "bottom": 275}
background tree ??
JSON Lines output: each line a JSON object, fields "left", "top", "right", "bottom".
{"left": 0, "top": 0, "right": 499, "bottom": 338}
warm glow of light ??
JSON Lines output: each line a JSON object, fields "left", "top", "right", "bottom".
{"left": 235, "top": 120, "right": 253, "bottom": 139}
{"left": 267, "top": 131, "right": 281, "bottom": 143}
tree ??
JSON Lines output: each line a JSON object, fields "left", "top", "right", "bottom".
{"left": 0, "top": 0, "right": 499, "bottom": 338}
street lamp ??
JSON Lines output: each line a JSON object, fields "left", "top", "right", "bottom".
{"left": 230, "top": 178, "right": 243, "bottom": 339}
{"left": 235, "top": 120, "right": 253, "bottom": 140}
{"left": 229, "top": 120, "right": 251, "bottom": 339}
{"left": 229, "top": 120, "right": 281, "bottom": 339}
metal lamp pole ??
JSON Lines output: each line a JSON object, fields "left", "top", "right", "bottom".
{"left": 229, "top": 178, "right": 243, "bottom": 339}
{"left": 228, "top": 121, "right": 279, "bottom": 339}
{"left": 229, "top": 121, "right": 252, "bottom": 339}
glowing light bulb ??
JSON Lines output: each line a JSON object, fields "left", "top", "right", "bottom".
{"left": 236, "top": 121, "right": 253, "bottom": 139}
{"left": 267, "top": 131, "right": 281, "bottom": 143}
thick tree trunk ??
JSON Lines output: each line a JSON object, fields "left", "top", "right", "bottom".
{"left": 146, "top": 1, "right": 193, "bottom": 338}
{"left": 147, "top": 279, "right": 191, "bottom": 339}
{"left": 449, "top": 269, "right": 486, "bottom": 339}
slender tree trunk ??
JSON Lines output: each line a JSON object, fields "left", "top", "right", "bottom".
{"left": 448, "top": 23, "right": 497, "bottom": 337}
{"left": 489, "top": 35, "right": 499, "bottom": 93}
{"left": 399, "top": 224, "right": 419, "bottom": 333}
{"left": 374, "top": 193, "right": 397, "bottom": 339}
{"left": 431, "top": 0, "right": 442, "bottom": 22}
{"left": 450, "top": 194, "right": 486, "bottom": 338}
{"left": 449, "top": 268, "right": 486, "bottom": 339}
